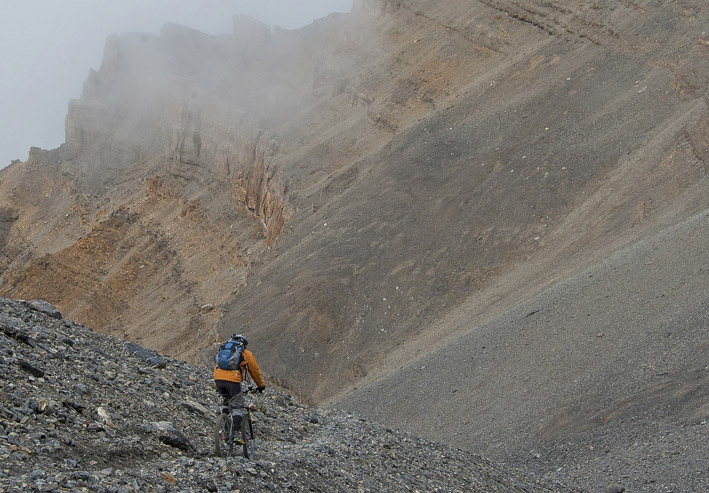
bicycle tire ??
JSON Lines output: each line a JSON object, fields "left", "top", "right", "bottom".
{"left": 241, "top": 415, "right": 255, "bottom": 459}
{"left": 215, "top": 413, "right": 235, "bottom": 458}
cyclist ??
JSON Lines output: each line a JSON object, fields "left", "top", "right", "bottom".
{"left": 213, "top": 334, "right": 265, "bottom": 435}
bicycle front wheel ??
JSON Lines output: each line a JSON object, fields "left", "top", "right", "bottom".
{"left": 215, "top": 413, "right": 234, "bottom": 458}
{"left": 241, "top": 416, "right": 255, "bottom": 459}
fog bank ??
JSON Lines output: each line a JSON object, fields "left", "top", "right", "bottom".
{"left": 0, "top": 0, "right": 351, "bottom": 168}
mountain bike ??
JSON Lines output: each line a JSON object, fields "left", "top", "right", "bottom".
{"left": 215, "top": 381, "right": 258, "bottom": 459}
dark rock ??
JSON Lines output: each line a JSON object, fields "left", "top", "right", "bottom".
{"left": 90, "top": 347, "right": 118, "bottom": 362}
{"left": 17, "top": 359, "right": 44, "bottom": 377}
{"left": 200, "top": 478, "right": 218, "bottom": 492}
{"left": 124, "top": 342, "right": 167, "bottom": 368}
{"left": 147, "top": 357, "right": 167, "bottom": 369}
{"left": 178, "top": 400, "right": 212, "bottom": 419}
{"left": 25, "top": 300, "right": 62, "bottom": 319}
{"left": 85, "top": 422, "right": 105, "bottom": 432}
{"left": 151, "top": 421, "right": 195, "bottom": 452}
{"left": 28, "top": 398, "right": 49, "bottom": 414}
{"left": 0, "top": 314, "right": 28, "bottom": 340}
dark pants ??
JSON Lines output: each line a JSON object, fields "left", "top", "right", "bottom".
{"left": 215, "top": 380, "right": 245, "bottom": 421}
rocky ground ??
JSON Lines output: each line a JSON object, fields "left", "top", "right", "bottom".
{"left": 1, "top": 3, "right": 706, "bottom": 492}
{"left": 0, "top": 297, "right": 569, "bottom": 492}
{"left": 339, "top": 210, "right": 709, "bottom": 493}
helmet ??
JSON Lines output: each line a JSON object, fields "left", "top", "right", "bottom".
{"left": 231, "top": 333, "right": 248, "bottom": 346}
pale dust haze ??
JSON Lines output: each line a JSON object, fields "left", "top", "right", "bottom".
{"left": 0, "top": 0, "right": 352, "bottom": 168}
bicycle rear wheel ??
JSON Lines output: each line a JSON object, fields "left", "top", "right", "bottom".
{"left": 241, "top": 415, "right": 255, "bottom": 459}
{"left": 215, "top": 413, "right": 235, "bottom": 457}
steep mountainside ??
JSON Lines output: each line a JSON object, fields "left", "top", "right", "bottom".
{"left": 2, "top": 0, "right": 706, "bottom": 401}
{"left": 1, "top": 297, "right": 562, "bottom": 491}
{"left": 339, "top": 208, "right": 709, "bottom": 492}
{"left": 0, "top": 1, "right": 707, "bottom": 489}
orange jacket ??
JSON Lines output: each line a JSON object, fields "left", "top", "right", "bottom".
{"left": 213, "top": 348, "right": 265, "bottom": 388}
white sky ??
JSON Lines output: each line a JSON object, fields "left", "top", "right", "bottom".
{"left": 0, "top": 0, "right": 352, "bottom": 168}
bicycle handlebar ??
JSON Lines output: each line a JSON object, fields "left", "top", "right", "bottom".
{"left": 243, "top": 383, "right": 259, "bottom": 394}
{"left": 241, "top": 367, "right": 263, "bottom": 395}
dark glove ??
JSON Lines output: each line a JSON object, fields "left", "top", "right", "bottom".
{"left": 257, "top": 386, "right": 265, "bottom": 393}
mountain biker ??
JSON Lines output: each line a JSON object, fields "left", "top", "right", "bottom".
{"left": 213, "top": 334, "right": 265, "bottom": 435}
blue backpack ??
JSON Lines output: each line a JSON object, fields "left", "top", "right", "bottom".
{"left": 216, "top": 340, "right": 244, "bottom": 370}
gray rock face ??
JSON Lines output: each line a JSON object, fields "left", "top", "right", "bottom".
{"left": 0, "top": 297, "right": 567, "bottom": 492}
{"left": 24, "top": 300, "right": 62, "bottom": 319}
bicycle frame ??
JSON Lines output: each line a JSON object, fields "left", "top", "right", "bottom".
{"left": 215, "top": 367, "right": 257, "bottom": 459}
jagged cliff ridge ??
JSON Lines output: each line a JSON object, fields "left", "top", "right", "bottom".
{"left": 0, "top": 18, "right": 299, "bottom": 361}
{"left": 0, "top": 0, "right": 707, "bottom": 489}
{"left": 2, "top": 0, "right": 706, "bottom": 399}
{"left": 0, "top": 297, "right": 563, "bottom": 491}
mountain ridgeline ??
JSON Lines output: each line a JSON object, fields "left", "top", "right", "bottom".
{"left": 0, "top": 1, "right": 707, "bottom": 491}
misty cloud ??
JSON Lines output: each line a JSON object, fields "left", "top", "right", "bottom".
{"left": 0, "top": 0, "right": 352, "bottom": 168}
